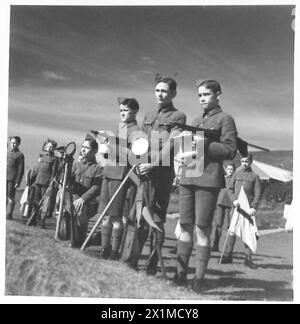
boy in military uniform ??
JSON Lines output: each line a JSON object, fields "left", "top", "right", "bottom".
{"left": 98, "top": 97, "right": 141, "bottom": 260}
{"left": 136, "top": 76, "right": 186, "bottom": 275}
{"left": 71, "top": 134, "right": 103, "bottom": 246}
{"left": 29, "top": 139, "right": 58, "bottom": 224}
{"left": 221, "top": 154, "right": 262, "bottom": 269}
{"left": 6, "top": 136, "right": 25, "bottom": 219}
{"left": 211, "top": 163, "right": 236, "bottom": 252}
{"left": 174, "top": 80, "right": 238, "bottom": 294}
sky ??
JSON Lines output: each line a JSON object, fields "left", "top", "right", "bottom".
{"left": 6, "top": 4, "right": 295, "bottom": 172}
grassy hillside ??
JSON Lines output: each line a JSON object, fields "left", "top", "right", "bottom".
{"left": 5, "top": 220, "right": 293, "bottom": 301}
{"left": 5, "top": 221, "right": 199, "bottom": 300}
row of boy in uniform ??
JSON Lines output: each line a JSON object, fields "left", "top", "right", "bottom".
{"left": 6, "top": 75, "right": 262, "bottom": 294}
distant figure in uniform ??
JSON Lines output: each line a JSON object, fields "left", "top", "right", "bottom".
{"left": 6, "top": 136, "right": 25, "bottom": 219}
{"left": 174, "top": 80, "right": 238, "bottom": 293}
{"left": 211, "top": 163, "right": 236, "bottom": 252}
{"left": 29, "top": 139, "right": 58, "bottom": 224}
{"left": 71, "top": 134, "right": 103, "bottom": 246}
{"left": 221, "top": 154, "right": 262, "bottom": 269}
{"left": 136, "top": 75, "right": 186, "bottom": 275}
{"left": 98, "top": 97, "right": 141, "bottom": 260}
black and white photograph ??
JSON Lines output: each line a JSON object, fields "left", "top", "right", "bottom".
{"left": 1, "top": 0, "right": 297, "bottom": 304}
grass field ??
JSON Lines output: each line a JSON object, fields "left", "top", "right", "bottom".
{"left": 5, "top": 209, "right": 293, "bottom": 301}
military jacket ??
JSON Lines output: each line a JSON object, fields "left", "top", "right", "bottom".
{"left": 7, "top": 149, "right": 25, "bottom": 185}
{"left": 72, "top": 158, "right": 103, "bottom": 203}
{"left": 228, "top": 167, "right": 262, "bottom": 210}
{"left": 141, "top": 102, "right": 186, "bottom": 176}
{"left": 104, "top": 120, "right": 141, "bottom": 180}
{"left": 180, "top": 106, "right": 238, "bottom": 188}
{"left": 32, "top": 153, "right": 58, "bottom": 186}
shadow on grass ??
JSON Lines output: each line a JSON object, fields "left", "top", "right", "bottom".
{"left": 203, "top": 277, "right": 293, "bottom": 301}
{"left": 257, "top": 264, "right": 293, "bottom": 270}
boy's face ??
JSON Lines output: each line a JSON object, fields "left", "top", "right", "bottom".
{"left": 10, "top": 138, "right": 20, "bottom": 151}
{"left": 198, "top": 86, "right": 220, "bottom": 111}
{"left": 226, "top": 165, "right": 235, "bottom": 176}
{"left": 241, "top": 157, "right": 252, "bottom": 170}
{"left": 155, "top": 82, "right": 176, "bottom": 106}
{"left": 81, "top": 140, "right": 95, "bottom": 161}
{"left": 119, "top": 104, "right": 136, "bottom": 123}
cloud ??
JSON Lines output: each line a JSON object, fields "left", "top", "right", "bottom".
{"left": 42, "top": 70, "right": 70, "bottom": 81}
{"left": 141, "top": 56, "right": 155, "bottom": 65}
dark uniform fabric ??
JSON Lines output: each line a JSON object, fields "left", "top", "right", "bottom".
{"left": 228, "top": 168, "right": 262, "bottom": 210}
{"left": 214, "top": 175, "right": 233, "bottom": 229}
{"left": 72, "top": 158, "right": 103, "bottom": 207}
{"left": 217, "top": 176, "right": 232, "bottom": 207}
{"left": 102, "top": 120, "right": 140, "bottom": 180}
{"left": 180, "top": 185, "right": 220, "bottom": 227}
{"left": 142, "top": 102, "right": 186, "bottom": 223}
{"left": 98, "top": 120, "right": 140, "bottom": 218}
{"left": 179, "top": 106, "right": 237, "bottom": 228}
{"left": 6, "top": 150, "right": 25, "bottom": 199}
{"left": 31, "top": 153, "right": 58, "bottom": 204}
{"left": 223, "top": 167, "right": 262, "bottom": 264}
{"left": 69, "top": 157, "right": 103, "bottom": 246}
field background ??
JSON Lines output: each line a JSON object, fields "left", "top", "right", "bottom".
{"left": 5, "top": 150, "right": 293, "bottom": 301}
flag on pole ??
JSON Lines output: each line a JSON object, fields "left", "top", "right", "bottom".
{"left": 229, "top": 186, "right": 259, "bottom": 253}
{"left": 20, "top": 186, "right": 29, "bottom": 217}
{"left": 175, "top": 219, "right": 181, "bottom": 239}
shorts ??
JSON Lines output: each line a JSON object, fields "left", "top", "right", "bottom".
{"left": 98, "top": 178, "right": 128, "bottom": 218}
{"left": 214, "top": 205, "right": 232, "bottom": 229}
{"left": 179, "top": 185, "right": 219, "bottom": 228}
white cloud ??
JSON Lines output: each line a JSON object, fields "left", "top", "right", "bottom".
{"left": 42, "top": 70, "right": 70, "bottom": 81}
{"left": 140, "top": 56, "right": 155, "bottom": 65}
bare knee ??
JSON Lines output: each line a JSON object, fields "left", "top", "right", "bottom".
{"left": 102, "top": 215, "right": 112, "bottom": 227}
{"left": 111, "top": 216, "right": 123, "bottom": 230}
{"left": 179, "top": 224, "right": 194, "bottom": 243}
{"left": 195, "top": 226, "right": 210, "bottom": 246}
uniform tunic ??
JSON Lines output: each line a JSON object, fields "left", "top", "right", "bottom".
{"left": 179, "top": 105, "right": 238, "bottom": 227}
{"left": 228, "top": 167, "right": 262, "bottom": 210}
{"left": 72, "top": 158, "right": 103, "bottom": 206}
{"left": 31, "top": 153, "right": 59, "bottom": 203}
{"left": 141, "top": 102, "right": 186, "bottom": 223}
{"left": 6, "top": 149, "right": 25, "bottom": 199}
{"left": 98, "top": 119, "right": 141, "bottom": 218}
{"left": 214, "top": 175, "right": 233, "bottom": 229}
